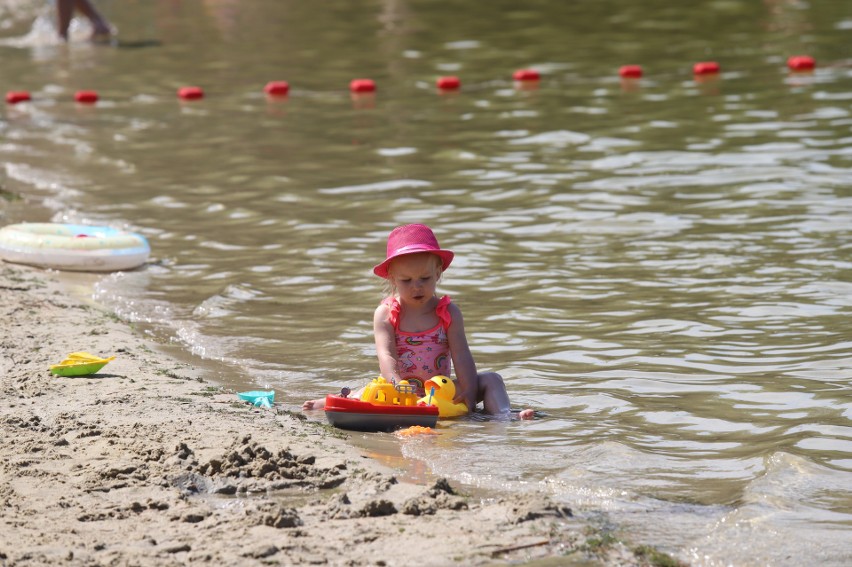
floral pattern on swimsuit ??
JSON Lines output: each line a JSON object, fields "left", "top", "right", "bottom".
{"left": 383, "top": 296, "right": 453, "bottom": 394}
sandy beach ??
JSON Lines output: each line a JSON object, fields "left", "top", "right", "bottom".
{"left": 0, "top": 263, "right": 668, "bottom": 566}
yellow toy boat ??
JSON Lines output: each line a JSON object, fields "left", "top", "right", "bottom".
{"left": 360, "top": 376, "right": 423, "bottom": 406}
{"left": 50, "top": 352, "right": 115, "bottom": 377}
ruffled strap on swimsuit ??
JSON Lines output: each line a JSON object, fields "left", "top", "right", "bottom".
{"left": 382, "top": 297, "right": 402, "bottom": 329}
{"left": 382, "top": 296, "right": 453, "bottom": 330}
{"left": 435, "top": 295, "right": 452, "bottom": 329}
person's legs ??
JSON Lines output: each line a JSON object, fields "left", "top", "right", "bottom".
{"left": 56, "top": 0, "right": 74, "bottom": 40}
{"left": 56, "top": 0, "right": 112, "bottom": 41}
{"left": 74, "top": 0, "right": 112, "bottom": 36}
{"left": 302, "top": 398, "right": 325, "bottom": 410}
{"left": 477, "top": 372, "right": 534, "bottom": 419}
{"left": 477, "top": 372, "right": 511, "bottom": 415}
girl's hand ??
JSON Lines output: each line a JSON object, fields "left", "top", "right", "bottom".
{"left": 453, "top": 388, "right": 475, "bottom": 410}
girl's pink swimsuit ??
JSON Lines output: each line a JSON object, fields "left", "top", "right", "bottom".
{"left": 383, "top": 295, "right": 453, "bottom": 394}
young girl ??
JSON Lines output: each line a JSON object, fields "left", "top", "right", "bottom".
{"left": 303, "top": 224, "right": 533, "bottom": 420}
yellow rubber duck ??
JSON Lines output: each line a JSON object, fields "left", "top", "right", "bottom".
{"left": 417, "top": 375, "right": 468, "bottom": 418}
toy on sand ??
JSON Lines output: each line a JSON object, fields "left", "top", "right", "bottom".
{"left": 324, "top": 377, "right": 439, "bottom": 432}
{"left": 395, "top": 425, "right": 438, "bottom": 437}
{"left": 50, "top": 352, "right": 115, "bottom": 376}
{"left": 238, "top": 390, "right": 275, "bottom": 408}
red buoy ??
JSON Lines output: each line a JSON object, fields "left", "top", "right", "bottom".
{"left": 264, "top": 81, "right": 290, "bottom": 96}
{"left": 178, "top": 86, "right": 204, "bottom": 100}
{"left": 619, "top": 65, "right": 643, "bottom": 79}
{"left": 6, "top": 91, "right": 31, "bottom": 104}
{"left": 74, "top": 90, "right": 99, "bottom": 104}
{"left": 513, "top": 69, "right": 540, "bottom": 82}
{"left": 787, "top": 55, "right": 815, "bottom": 72}
{"left": 693, "top": 61, "right": 720, "bottom": 75}
{"left": 436, "top": 76, "right": 461, "bottom": 90}
{"left": 350, "top": 79, "right": 376, "bottom": 93}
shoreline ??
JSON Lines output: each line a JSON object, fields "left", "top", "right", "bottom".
{"left": 0, "top": 263, "right": 664, "bottom": 566}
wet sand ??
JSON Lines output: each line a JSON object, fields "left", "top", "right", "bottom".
{"left": 0, "top": 263, "right": 660, "bottom": 566}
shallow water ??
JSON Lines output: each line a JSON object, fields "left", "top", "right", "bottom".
{"left": 2, "top": 0, "right": 852, "bottom": 564}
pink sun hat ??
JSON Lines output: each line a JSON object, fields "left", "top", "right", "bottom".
{"left": 373, "top": 224, "right": 454, "bottom": 278}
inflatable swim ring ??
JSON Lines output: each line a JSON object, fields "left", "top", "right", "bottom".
{"left": 0, "top": 223, "right": 150, "bottom": 272}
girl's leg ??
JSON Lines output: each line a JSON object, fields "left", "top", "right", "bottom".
{"left": 477, "top": 372, "right": 511, "bottom": 415}
{"left": 302, "top": 398, "right": 325, "bottom": 410}
{"left": 303, "top": 385, "right": 367, "bottom": 411}
{"left": 477, "top": 372, "right": 534, "bottom": 419}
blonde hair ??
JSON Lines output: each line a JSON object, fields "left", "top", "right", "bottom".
{"left": 383, "top": 253, "right": 443, "bottom": 298}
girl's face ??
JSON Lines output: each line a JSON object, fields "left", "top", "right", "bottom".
{"left": 389, "top": 253, "right": 441, "bottom": 305}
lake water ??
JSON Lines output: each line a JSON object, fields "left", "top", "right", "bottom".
{"left": 2, "top": 0, "right": 851, "bottom": 564}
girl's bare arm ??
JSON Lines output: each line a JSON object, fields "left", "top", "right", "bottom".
{"left": 446, "top": 303, "right": 478, "bottom": 409}
{"left": 373, "top": 303, "right": 400, "bottom": 382}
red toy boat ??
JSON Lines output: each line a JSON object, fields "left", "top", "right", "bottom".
{"left": 324, "top": 378, "right": 439, "bottom": 432}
